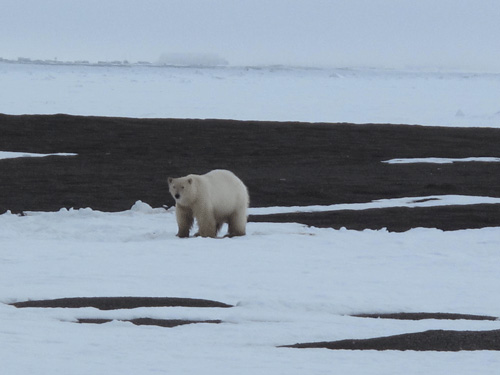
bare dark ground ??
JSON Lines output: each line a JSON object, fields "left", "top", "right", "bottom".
{"left": 0, "top": 114, "right": 499, "bottom": 232}
{"left": 13, "top": 297, "right": 226, "bottom": 329}
{"left": 11, "top": 297, "right": 232, "bottom": 310}
{"left": 2, "top": 114, "right": 500, "bottom": 350}
{"left": 281, "top": 329, "right": 500, "bottom": 351}
{"left": 77, "top": 318, "right": 222, "bottom": 328}
{"left": 352, "top": 312, "right": 498, "bottom": 321}
{"left": 249, "top": 204, "right": 500, "bottom": 232}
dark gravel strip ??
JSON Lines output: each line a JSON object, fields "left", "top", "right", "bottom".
{"left": 352, "top": 312, "right": 498, "bottom": 321}
{"left": 249, "top": 204, "right": 500, "bottom": 232}
{"left": 281, "top": 329, "right": 500, "bottom": 351}
{"left": 77, "top": 318, "right": 222, "bottom": 328}
{"left": 1, "top": 114, "right": 499, "bottom": 213}
{"left": 11, "top": 297, "right": 233, "bottom": 310}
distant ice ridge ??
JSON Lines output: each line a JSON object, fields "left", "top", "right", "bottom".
{"left": 158, "top": 53, "right": 229, "bottom": 67}
{"left": 0, "top": 55, "right": 229, "bottom": 68}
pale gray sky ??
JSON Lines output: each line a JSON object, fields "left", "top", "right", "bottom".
{"left": 1, "top": 0, "right": 499, "bottom": 71}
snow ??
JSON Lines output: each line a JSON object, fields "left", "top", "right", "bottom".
{"left": 250, "top": 195, "right": 500, "bottom": 215}
{"left": 383, "top": 157, "right": 500, "bottom": 164}
{"left": 1, "top": 62, "right": 500, "bottom": 127}
{"left": 0, "top": 151, "right": 77, "bottom": 160}
{"left": 1, "top": 199, "right": 500, "bottom": 374}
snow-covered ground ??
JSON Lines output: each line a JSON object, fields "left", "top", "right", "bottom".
{"left": 1, "top": 61, "right": 500, "bottom": 127}
{"left": 1, "top": 199, "right": 500, "bottom": 374}
{"left": 1, "top": 62, "right": 500, "bottom": 373}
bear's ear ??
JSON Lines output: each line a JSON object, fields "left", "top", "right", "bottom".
{"left": 188, "top": 178, "right": 193, "bottom": 184}
{"left": 168, "top": 177, "right": 173, "bottom": 185}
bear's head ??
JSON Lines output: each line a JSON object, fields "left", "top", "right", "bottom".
{"left": 168, "top": 176, "right": 197, "bottom": 206}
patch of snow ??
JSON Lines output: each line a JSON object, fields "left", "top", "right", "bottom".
{"left": 130, "top": 200, "right": 161, "bottom": 214}
{"left": 383, "top": 157, "right": 500, "bottom": 164}
{"left": 250, "top": 195, "right": 500, "bottom": 215}
{"left": 0, "top": 151, "right": 77, "bottom": 160}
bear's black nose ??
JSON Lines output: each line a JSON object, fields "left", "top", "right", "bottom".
{"left": 175, "top": 193, "right": 180, "bottom": 199}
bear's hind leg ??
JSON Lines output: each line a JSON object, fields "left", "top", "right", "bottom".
{"left": 227, "top": 211, "right": 247, "bottom": 237}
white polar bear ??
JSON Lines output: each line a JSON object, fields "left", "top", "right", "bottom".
{"left": 168, "top": 169, "right": 249, "bottom": 238}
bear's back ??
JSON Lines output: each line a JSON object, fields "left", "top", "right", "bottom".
{"left": 202, "top": 169, "right": 249, "bottom": 209}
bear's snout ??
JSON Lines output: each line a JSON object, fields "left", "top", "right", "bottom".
{"left": 174, "top": 193, "right": 180, "bottom": 199}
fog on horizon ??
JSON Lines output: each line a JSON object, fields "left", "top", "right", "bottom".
{"left": 1, "top": 0, "right": 499, "bottom": 72}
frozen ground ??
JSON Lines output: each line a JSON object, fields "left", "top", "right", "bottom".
{"left": 1, "top": 62, "right": 500, "bottom": 127}
{"left": 1, "top": 62, "right": 500, "bottom": 373}
{"left": 1, "top": 201, "right": 500, "bottom": 374}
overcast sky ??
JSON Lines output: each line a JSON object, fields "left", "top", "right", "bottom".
{"left": 1, "top": 0, "right": 499, "bottom": 71}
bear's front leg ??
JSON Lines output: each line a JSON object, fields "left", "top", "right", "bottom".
{"left": 175, "top": 204, "right": 193, "bottom": 238}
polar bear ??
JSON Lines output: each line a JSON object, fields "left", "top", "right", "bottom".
{"left": 168, "top": 169, "right": 249, "bottom": 238}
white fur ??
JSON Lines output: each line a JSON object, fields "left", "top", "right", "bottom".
{"left": 168, "top": 169, "right": 249, "bottom": 238}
